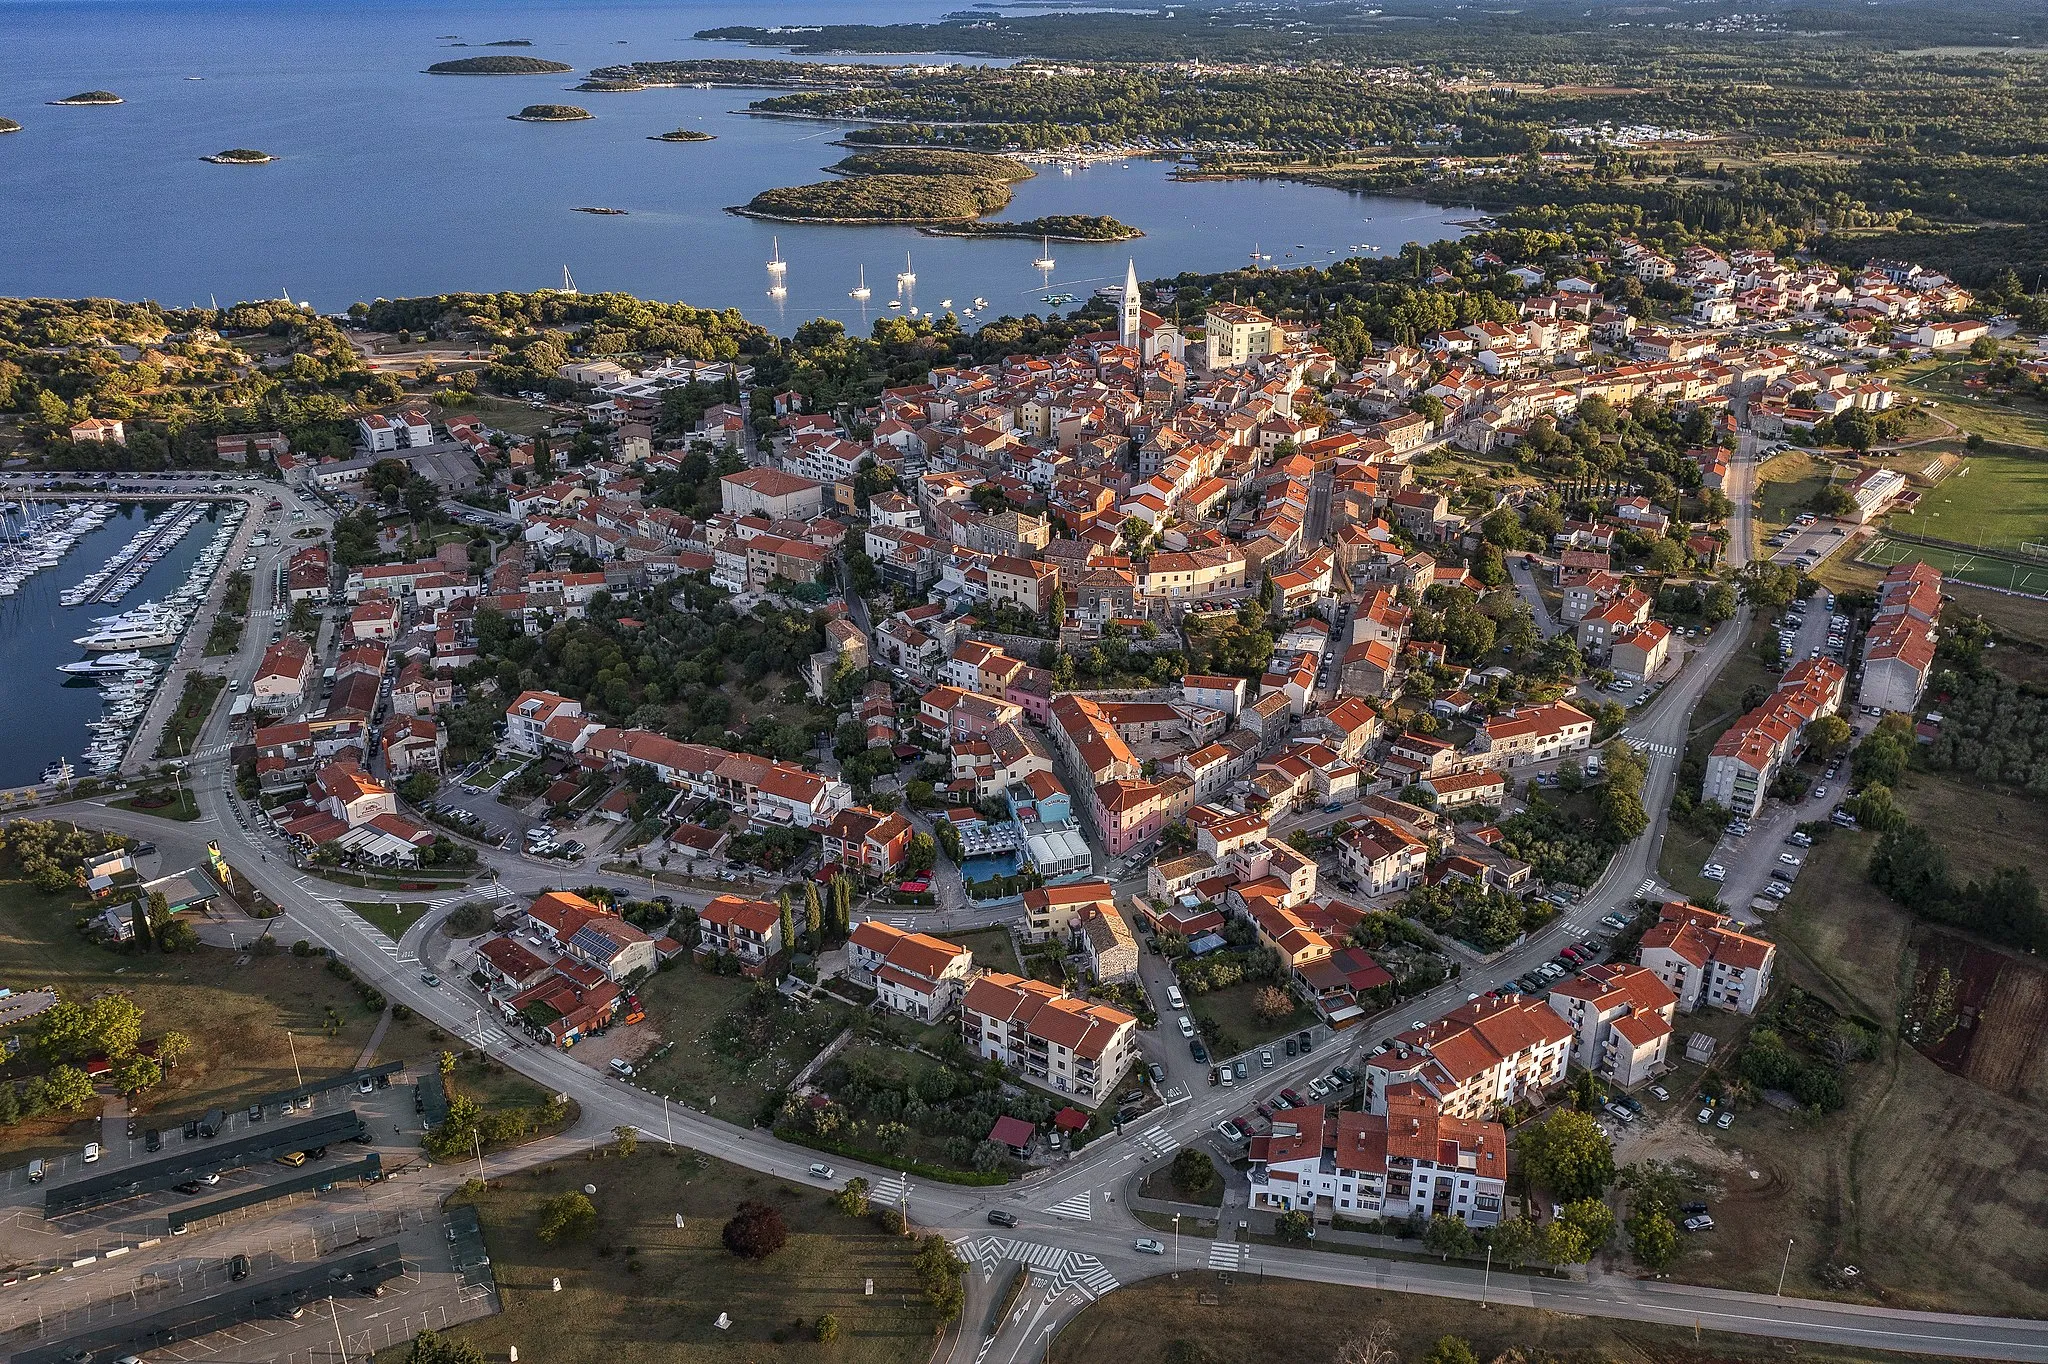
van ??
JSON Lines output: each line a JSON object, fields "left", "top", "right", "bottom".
{"left": 27, "top": 1159, "right": 44, "bottom": 1184}
{"left": 199, "top": 1109, "right": 227, "bottom": 1138}
{"left": 1165, "top": 985, "right": 1185, "bottom": 1010}
{"left": 609, "top": 1058, "right": 634, "bottom": 1079}
{"left": 275, "top": 1151, "right": 308, "bottom": 1168}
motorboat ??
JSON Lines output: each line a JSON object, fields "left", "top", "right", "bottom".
{"left": 59, "top": 651, "right": 145, "bottom": 674}
{"left": 74, "top": 624, "right": 178, "bottom": 651}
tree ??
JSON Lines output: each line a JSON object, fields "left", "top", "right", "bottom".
{"left": 1170, "top": 1146, "right": 1219, "bottom": 1199}
{"left": 408, "top": 1330, "right": 488, "bottom": 1364}
{"left": 1628, "top": 1208, "right": 1679, "bottom": 1269}
{"left": 1275, "top": 1209, "right": 1313, "bottom": 1242}
{"left": 1423, "top": 1338, "right": 1479, "bottom": 1364}
{"left": 1515, "top": 1109, "right": 1616, "bottom": 1201}
{"left": 904, "top": 831, "right": 938, "bottom": 878}
{"left": 400, "top": 770, "right": 441, "bottom": 804}
{"left": 535, "top": 1190, "right": 598, "bottom": 1242}
{"left": 1702, "top": 581, "right": 1737, "bottom": 623}
{"left": 1806, "top": 713, "right": 1852, "bottom": 758}
{"left": 1560, "top": 1197, "right": 1617, "bottom": 1254}
{"left": 113, "top": 1053, "right": 161, "bottom": 1094}
{"left": 832, "top": 1177, "right": 871, "bottom": 1217}
{"left": 155, "top": 1030, "right": 191, "bottom": 1071}
{"left": 1333, "top": 1319, "right": 1400, "bottom": 1364}
{"left": 722, "top": 1200, "right": 788, "bottom": 1259}
{"left": 815, "top": 1315, "right": 840, "bottom": 1343}
{"left": 1486, "top": 1215, "right": 1540, "bottom": 1267}
{"left": 778, "top": 892, "right": 794, "bottom": 959}
{"left": 1252, "top": 985, "right": 1295, "bottom": 1022}
{"left": 1423, "top": 1214, "right": 1477, "bottom": 1260}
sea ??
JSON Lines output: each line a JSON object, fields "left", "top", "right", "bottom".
{"left": 0, "top": 0, "right": 1470, "bottom": 332}
{"left": 0, "top": 501, "right": 221, "bottom": 789}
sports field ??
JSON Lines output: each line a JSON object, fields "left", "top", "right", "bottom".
{"left": 1898, "top": 446, "right": 2048, "bottom": 550}
{"left": 1859, "top": 535, "right": 2048, "bottom": 594}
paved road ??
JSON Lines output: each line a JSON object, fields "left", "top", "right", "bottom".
{"left": 1508, "top": 553, "right": 1564, "bottom": 639}
{"left": 45, "top": 447, "right": 2048, "bottom": 1363}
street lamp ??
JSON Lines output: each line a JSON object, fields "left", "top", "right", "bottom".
{"left": 1481, "top": 1243, "right": 1492, "bottom": 1309}
{"left": 1172, "top": 1212, "right": 1180, "bottom": 1264}
{"left": 1777, "top": 1237, "right": 1795, "bottom": 1297}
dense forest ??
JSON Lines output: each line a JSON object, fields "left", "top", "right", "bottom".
{"left": 737, "top": 174, "right": 1014, "bottom": 224}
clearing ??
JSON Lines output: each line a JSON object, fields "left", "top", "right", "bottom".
{"left": 452, "top": 1148, "right": 946, "bottom": 1364}
{"left": 628, "top": 961, "right": 859, "bottom": 1126}
{"left": 1635, "top": 798, "right": 2048, "bottom": 1318}
{"left": 1188, "top": 980, "right": 1310, "bottom": 1058}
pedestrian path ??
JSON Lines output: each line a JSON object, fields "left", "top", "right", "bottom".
{"left": 952, "top": 1236, "right": 1120, "bottom": 1301}
{"left": 1044, "top": 1190, "right": 1095, "bottom": 1221}
{"left": 871, "top": 1172, "right": 911, "bottom": 1209}
{"left": 1207, "top": 1241, "right": 1246, "bottom": 1271}
{"left": 1133, "top": 1125, "right": 1179, "bottom": 1160}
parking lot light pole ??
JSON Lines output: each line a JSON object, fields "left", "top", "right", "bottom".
{"left": 1778, "top": 1237, "right": 1795, "bottom": 1297}
{"left": 285, "top": 1030, "right": 303, "bottom": 1088}
{"left": 1173, "top": 1212, "right": 1180, "bottom": 1264}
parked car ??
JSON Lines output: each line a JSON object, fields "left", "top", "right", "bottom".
{"left": 82, "top": 1142, "right": 101, "bottom": 1163}
{"left": 1216, "top": 1120, "right": 1245, "bottom": 1143}
{"left": 1190, "top": 1041, "right": 1208, "bottom": 1062}
{"left": 1260, "top": 1047, "right": 1274, "bottom": 1069}
{"left": 1306, "top": 1078, "right": 1329, "bottom": 1100}
{"left": 1146, "top": 1062, "right": 1165, "bottom": 1084}
{"left": 1683, "top": 1215, "right": 1717, "bottom": 1232}
{"left": 1280, "top": 1088, "right": 1304, "bottom": 1107}
{"left": 1702, "top": 863, "right": 1727, "bottom": 882}
{"left": 1697, "top": 1107, "right": 1714, "bottom": 1124}
{"left": 1682, "top": 1201, "right": 1709, "bottom": 1215}
{"left": 1649, "top": 1085, "right": 1671, "bottom": 1102}
{"left": 1717, "top": 1111, "right": 1736, "bottom": 1129}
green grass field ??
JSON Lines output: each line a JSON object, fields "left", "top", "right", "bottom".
{"left": 342, "top": 899, "right": 431, "bottom": 939}
{"left": 1858, "top": 535, "right": 2048, "bottom": 594}
{"left": 1885, "top": 445, "right": 2048, "bottom": 551}
{"left": 1899, "top": 357, "right": 2048, "bottom": 450}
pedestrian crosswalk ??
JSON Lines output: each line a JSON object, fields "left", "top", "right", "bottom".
{"left": 1207, "top": 1241, "right": 1246, "bottom": 1271}
{"left": 1634, "top": 740, "right": 1680, "bottom": 757}
{"left": 465, "top": 1019, "right": 510, "bottom": 1048}
{"left": 1133, "top": 1125, "right": 1180, "bottom": 1160}
{"left": 1044, "top": 1190, "right": 1094, "bottom": 1221}
{"left": 953, "top": 1236, "right": 1121, "bottom": 1302}
{"left": 1637, "top": 879, "right": 1661, "bottom": 898}
{"left": 871, "top": 1172, "right": 911, "bottom": 1209}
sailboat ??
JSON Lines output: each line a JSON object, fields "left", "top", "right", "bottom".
{"left": 1249, "top": 242, "right": 1271, "bottom": 264}
{"left": 766, "top": 236, "right": 787, "bottom": 276}
{"left": 896, "top": 253, "right": 916, "bottom": 286}
{"left": 549, "top": 266, "right": 579, "bottom": 296}
{"left": 1032, "top": 236, "right": 1056, "bottom": 270}
{"left": 849, "top": 266, "right": 871, "bottom": 301}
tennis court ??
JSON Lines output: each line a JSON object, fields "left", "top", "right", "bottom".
{"left": 1859, "top": 536, "right": 2048, "bottom": 594}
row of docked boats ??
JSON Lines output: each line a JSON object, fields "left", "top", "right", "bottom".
{"left": 0, "top": 500, "right": 113, "bottom": 597}
{"left": 59, "top": 500, "right": 212, "bottom": 607}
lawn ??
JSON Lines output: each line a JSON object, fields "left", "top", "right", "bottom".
{"left": 1683, "top": 614, "right": 1780, "bottom": 761}
{"left": 1049, "top": 1277, "right": 1952, "bottom": 1364}
{"left": 473, "top": 755, "right": 531, "bottom": 788}
{"left": 458, "top": 393, "right": 559, "bottom": 438}
{"left": 452, "top": 1149, "right": 947, "bottom": 1364}
{"left": 631, "top": 961, "right": 860, "bottom": 1126}
{"left": 1752, "top": 449, "right": 1836, "bottom": 545}
{"left": 342, "top": 899, "right": 430, "bottom": 939}
{"left": 0, "top": 875, "right": 391, "bottom": 1161}
{"left": 947, "top": 926, "right": 1021, "bottom": 977}
{"left": 1654, "top": 820, "right": 1718, "bottom": 904}
{"left": 1189, "top": 980, "right": 1309, "bottom": 1059}
{"left": 111, "top": 788, "right": 203, "bottom": 821}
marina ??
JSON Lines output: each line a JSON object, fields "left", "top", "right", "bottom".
{"left": 0, "top": 499, "right": 243, "bottom": 787}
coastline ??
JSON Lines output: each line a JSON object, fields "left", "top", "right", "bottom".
{"left": 919, "top": 224, "right": 1143, "bottom": 242}
{"left": 727, "top": 204, "right": 980, "bottom": 226}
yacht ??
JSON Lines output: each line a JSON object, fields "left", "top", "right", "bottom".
{"left": 896, "top": 253, "right": 916, "bottom": 286}
{"left": 849, "top": 266, "right": 871, "bottom": 301}
{"left": 1032, "top": 237, "right": 1056, "bottom": 270}
{"left": 74, "top": 623, "right": 178, "bottom": 651}
{"left": 887, "top": 300, "right": 903, "bottom": 310}
{"left": 59, "top": 652, "right": 146, "bottom": 675}
{"left": 766, "top": 236, "right": 787, "bottom": 276}
{"left": 41, "top": 758, "right": 74, "bottom": 785}
{"left": 940, "top": 298, "right": 953, "bottom": 309}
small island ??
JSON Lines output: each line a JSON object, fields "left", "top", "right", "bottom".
{"left": 483, "top": 39, "right": 534, "bottom": 46}
{"left": 650, "top": 127, "right": 715, "bottom": 142}
{"left": 575, "top": 78, "right": 646, "bottom": 91}
{"left": 735, "top": 173, "right": 1013, "bottom": 224}
{"left": 573, "top": 206, "right": 627, "bottom": 215}
{"left": 203, "top": 148, "right": 275, "bottom": 164}
{"left": 48, "top": 90, "right": 122, "bottom": 106}
{"left": 0, "top": 118, "right": 20, "bottom": 134}
{"left": 829, "top": 147, "right": 1034, "bottom": 183}
{"left": 925, "top": 213, "right": 1142, "bottom": 242}
{"left": 510, "top": 104, "right": 593, "bottom": 122}
{"left": 426, "top": 55, "right": 573, "bottom": 75}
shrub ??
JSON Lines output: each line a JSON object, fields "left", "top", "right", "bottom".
{"left": 535, "top": 1191, "right": 596, "bottom": 1244}
{"left": 814, "top": 1315, "right": 840, "bottom": 1343}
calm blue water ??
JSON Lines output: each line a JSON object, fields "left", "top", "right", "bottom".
{"left": 0, "top": 0, "right": 1468, "bottom": 332}
{"left": 0, "top": 503, "right": 218, "bottom": 787}
{"left": 960, "top": 853, "right": 1021, "bottom": 881}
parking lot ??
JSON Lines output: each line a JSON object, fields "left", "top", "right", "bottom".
{"left": 1766, "top": 514, "right": 1860, "bottom": 571}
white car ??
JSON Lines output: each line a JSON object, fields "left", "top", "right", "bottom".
{"left": 1702, "top": 863, "right": 1726, "bottom": 881}
{"left": 1649, "top": 1085, "right": 1671, "bottom": 1101}
{"left": 1306, "top": 1078, "right": 1328, "bottom": 1099}
{"left": 83, "top": 1142, "right": 101, "bottom": 1163}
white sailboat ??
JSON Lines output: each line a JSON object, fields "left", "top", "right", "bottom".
{"left": 896, "top": 253, "right": 916, "bottom": 286}
{"left": 766, "top": 236, "right": 787, "bottom": 276}
{"left": 849, "top": 266, "right": 871, "bottom": 300}
{"left": 1032, "top": 236, "right": 1056, "bottom": 270}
